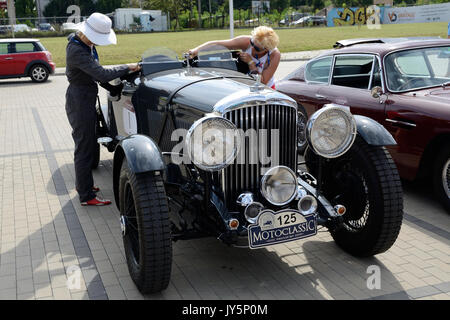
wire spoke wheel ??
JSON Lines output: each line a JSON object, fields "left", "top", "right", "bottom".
{"left": 119, "top": 159, "right": 172, "bottom": 294}
{"left": 333, "top": 164, "right": 371, "bottom": 232}
{"left": 306, "top": 137, "right": 404, "bottom": 257}
{"left": 123, "top": 182, "right": 140, "bottom": 265}
{"left": 442, "top": 158, "right": 450, "bottom": 199}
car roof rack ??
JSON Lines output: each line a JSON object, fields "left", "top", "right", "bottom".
{"left": 333, "top": 37, "right": 442, "bottom": 49}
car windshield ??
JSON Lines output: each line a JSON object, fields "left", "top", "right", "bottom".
{"left": 385, "top": 46, "right": 450, "bottom": 92}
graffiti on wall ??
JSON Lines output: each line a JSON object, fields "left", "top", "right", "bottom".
{"left": 327, "top": 6, "right": 385, "bottom": 27}
{"left": 334, "top": 7, "right": 367, "bottom": 26}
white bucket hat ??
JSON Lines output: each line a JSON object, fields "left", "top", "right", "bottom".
{"left": 76, "top": 12, "right": 117, "bottom": 46}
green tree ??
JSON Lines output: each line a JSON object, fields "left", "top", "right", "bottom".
{"left": 332, "top": 0, "right": 373, "bottom": 6}
{"left": 15, "top": 0, "right": 37, "bottom": 18}
{"left": 122, "top": 0, "right": 142, "bottom": 7}
{"left": 146, "top": 0, "right": 186, "bottom": 29}
{"left": 96, "top": 0, "right": 123, "bottom": 13}
{"left": 43, "top": 0, "right": 96, "bottom": 17}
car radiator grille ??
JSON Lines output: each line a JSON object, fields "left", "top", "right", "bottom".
{"left": 223, "top": 104, "right": 297, "bottom": 208}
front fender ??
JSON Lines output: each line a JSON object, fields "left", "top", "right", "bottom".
{"left": 354, "top": 115, "right": 397, "bottom": 146}
{"left": 115, "top": 134, "right": 165, "bottom": 173}
{"left": 113, "top": 134, "right": 165, "bottom": 209}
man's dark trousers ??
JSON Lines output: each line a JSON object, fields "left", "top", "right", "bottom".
{"left": 65, "top": 84, "right": 98, "bottom": 202}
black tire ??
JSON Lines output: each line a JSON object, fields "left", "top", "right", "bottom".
{"left": 92, "top": 143, "right": 100, "bottom": 169}
{"left": 30, "top": 65, "right": 49, "bottom": 83}
{"left": 307, "top": 137, "right": 404, "bottom": 257}
{"left": 432, "top": 144, "right": 450, "bottom": 213}
{"left": 119, "top": 159, "right": 172, "bottom": 293}
{"left": 297, "top": 105, "right": 308, "bottom": 155}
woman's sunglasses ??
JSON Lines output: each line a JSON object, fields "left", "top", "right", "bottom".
{"left": 250, "top": 39, "right": 265, "bottom": 52}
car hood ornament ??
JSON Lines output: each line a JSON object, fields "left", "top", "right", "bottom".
{"left": 250, "top": 74, "right": 265, "bottom": 92}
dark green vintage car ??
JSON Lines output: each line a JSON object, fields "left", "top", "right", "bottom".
{"left": 95, "top": 47, "right": 404, "bottom": 294}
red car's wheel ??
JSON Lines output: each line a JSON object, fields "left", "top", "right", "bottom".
{"left": 297, "top": 105, "right": 308, "bottom": 154}
{"left": 30, "top": 65, "right": 49, "bottom": 83}
{"left": 433, "top": 144, "right": 450, "bottom": 212}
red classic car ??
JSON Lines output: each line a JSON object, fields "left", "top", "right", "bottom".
{"left": 277, "top": 38, "right": 450, "bottom": 211}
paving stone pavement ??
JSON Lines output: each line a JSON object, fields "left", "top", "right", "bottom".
{"left": 0, "top": 74, "right": 449, "bottom": 301}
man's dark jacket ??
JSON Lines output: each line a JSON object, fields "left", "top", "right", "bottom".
{"left": 65, "top": 33, "right": 129, "bottom": 202}
{"left": 65, "top": 33, "right": 129, "bottom": 88}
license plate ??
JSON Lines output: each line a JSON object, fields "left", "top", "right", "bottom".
{"left": 248, "top": 209, "right": 317, "bottom": 249}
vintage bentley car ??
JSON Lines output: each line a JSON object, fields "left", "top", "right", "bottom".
{"left": 277, "top": 38, "right": 450, "bottom": 211}
{"left": 95, "top": 47, "right": 404, "bottom": 294}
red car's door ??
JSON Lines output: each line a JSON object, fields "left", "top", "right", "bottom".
{"left": 9, "top": 42, "right": 37, "bottom": 75}
{"left": 380, "top": 50, "right": 444, "bottom": 180}
{"left": 317, "top": 54, "right": 386, "bottom": 125}
{"left": 0, "top": 42, "right": 16, "bottom": 76}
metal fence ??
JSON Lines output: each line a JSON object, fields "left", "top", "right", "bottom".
{"left": 0, "top": 8, "right": 326, "bottom": 38}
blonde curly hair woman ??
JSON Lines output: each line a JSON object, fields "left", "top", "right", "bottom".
{"left": 188, "top": 26, "right": 281, "bottom": 89}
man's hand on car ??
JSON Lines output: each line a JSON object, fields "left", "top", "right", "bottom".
{"left": 127, "top": 63, "right": 141, "bottom": 72}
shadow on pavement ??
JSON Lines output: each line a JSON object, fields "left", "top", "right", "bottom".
{"left": 0, "top": 79, "right": 54, "bottom": 86}
{"left": 142, "top": 238, "right": 406, "bottom": 300}
{"left": 3, "top": 164, "right": 110, "bottom": 299}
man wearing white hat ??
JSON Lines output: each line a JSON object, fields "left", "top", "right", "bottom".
{"left": 65, "top": 12, "right": 140, "bottom": 206}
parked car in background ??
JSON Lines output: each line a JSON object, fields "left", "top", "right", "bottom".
{"left": 290, "top": 16, "right": 326, "bottom": 27}
{"left": 276, "top": 38, "right": 450, "bottom": 211}
{"left": 0, "top": 38, "right": 55, "bottom": 82}
{"left": 62, "top": 22, "right": 78, "bottom": 32}
{"left": 13, "top": 24, "right": 32, "bottom": 32}
{"left": 38, "top": 23, "right": 55, "bottom": 32}
{"left": 279, "top": 12, "right": 309, "bottom": 26}
{"left": 0, "top": 25, "right": 12, "bottom": 35}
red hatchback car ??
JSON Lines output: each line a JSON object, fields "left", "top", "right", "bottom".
{"left": 277, "top": 38, "right": 450, "bottom": 211}
{"left": 0, "top": 38, "right": 55, "bottom": 82}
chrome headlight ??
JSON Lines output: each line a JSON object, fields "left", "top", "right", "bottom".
{"left": 306, "top": 105, "right": 356, "bottom": 158}
{"left": 261, "top": 166, "right": 297, "bottom": 206}
{"left": 186, "top": 116, "right": 241, "bottom": 171}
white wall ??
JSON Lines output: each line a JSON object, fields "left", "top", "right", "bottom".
{"left": 383, "top": 3, "right": 450, "bottom": 24}
{"left": 114, "top": 8, "right": 167, "bottom": 31}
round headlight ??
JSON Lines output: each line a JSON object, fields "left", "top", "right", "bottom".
{"left": 261, "top": 166, "right": 297, "bottom": 206}
{"left": 306, "top": 105, "right": 356, "bottom": 158}
{"left": 186, "top": 116, "right": 241, "bottom": 171}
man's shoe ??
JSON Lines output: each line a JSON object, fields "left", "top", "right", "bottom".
{"left": 81, "top": 197, "right": 111, "bottom": 206}
{"left": 92, "top": 186, "right": 100, "bottom": 193}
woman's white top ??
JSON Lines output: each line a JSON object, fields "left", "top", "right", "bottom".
{"left": 244, "top": 45, "right": 276, "bottom": 88}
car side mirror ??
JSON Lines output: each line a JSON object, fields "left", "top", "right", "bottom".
{"left": 371, "top": 86, "right": 383, "bottom": 99}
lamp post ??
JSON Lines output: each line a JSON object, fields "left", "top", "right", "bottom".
{"left": 229, "top": 0, "right": 233, "bottom": 38}
{"left": 7, "top": 0, "right": 15, "bottom": 38}
{"left": 197, "top": 0, "right": 201, "bottom": 28}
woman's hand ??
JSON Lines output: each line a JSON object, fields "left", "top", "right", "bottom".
{"left": 187, "top": 48, "right": 199, "bottom": 58}
{"left": 238, "top": 52, "right": 253, "bottom": 64}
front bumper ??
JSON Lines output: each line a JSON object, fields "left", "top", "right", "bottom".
{"left": 48, "top": 62, "right": 56, "bottom": 74}
{"left": 219, "top": 171, "right": 345, "bottom": 248}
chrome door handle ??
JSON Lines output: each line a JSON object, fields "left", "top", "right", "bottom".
{"left": 385, "top": 119, "right": 416, "bottom": 128}
{"left": 315, "top": 94, "right": 327, "bottom": 100}
{"left": 5, "top": 57, "right": 13, "bottom": 60}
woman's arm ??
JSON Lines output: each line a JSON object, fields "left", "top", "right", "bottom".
{"left": 189, "top": 36, "right": 250, "bottom": 57}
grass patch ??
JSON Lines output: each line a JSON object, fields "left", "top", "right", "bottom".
{"left": 39, "top": 22, "right": 448, "bottom": 67}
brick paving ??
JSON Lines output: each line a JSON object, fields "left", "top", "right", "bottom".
{"left": 0, "top": 74, "right": 449, "bottom": 300}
